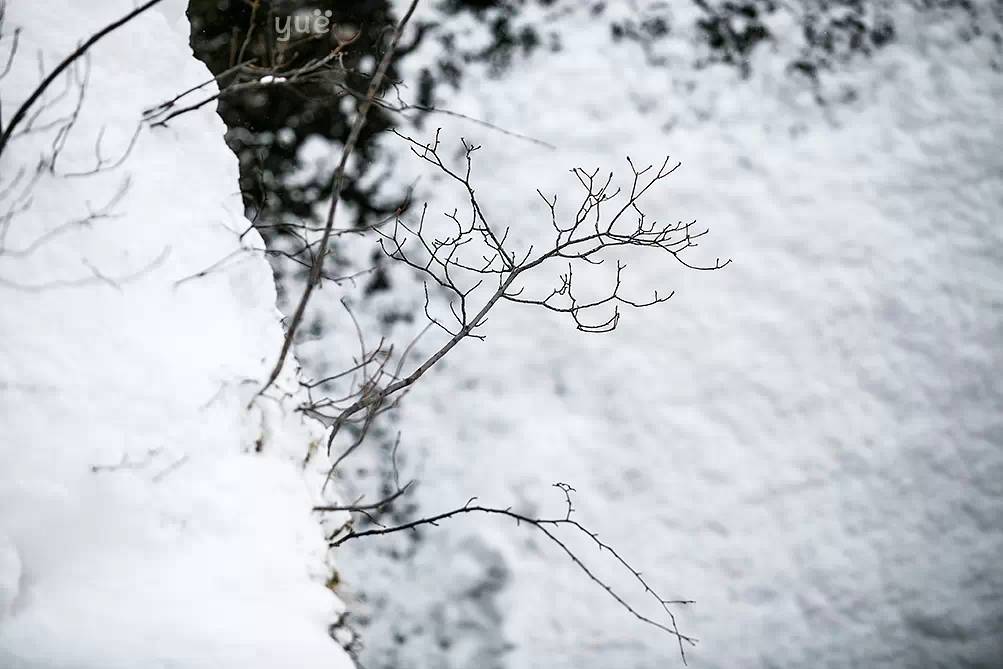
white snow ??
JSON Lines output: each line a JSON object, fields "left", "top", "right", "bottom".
{"left": 323, "top": 1, "right": 1003, "bottom": 668}
{"left": 0, "top": 2, "right": 352, "bottom": 668}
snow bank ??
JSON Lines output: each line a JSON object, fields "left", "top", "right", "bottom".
{"left": 0, "top": 2, "right": 352, "bottom": 667}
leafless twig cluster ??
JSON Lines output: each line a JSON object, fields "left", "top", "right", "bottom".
{"left": 290, "top": 123, "right": 727, "bottom": 663}
{"left": 298, "top": 125, "right": 728, "bottom": 475}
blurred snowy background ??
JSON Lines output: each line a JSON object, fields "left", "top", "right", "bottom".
{"left": 249, "top": 2, "right": 1001, "bottom": 668}
{"left": 1, "top": 1, "right": 1000, "bottom": 668}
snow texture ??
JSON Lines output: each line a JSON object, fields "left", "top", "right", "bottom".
{"left": 0, "top": 2, "right": 352, "bottom": 668}
{"left": 328, "top": 1, "right": 1003, "bottom": 668}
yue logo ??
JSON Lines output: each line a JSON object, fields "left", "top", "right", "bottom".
{"left": 274, "top": 10, "right": 335, "bottom": 42}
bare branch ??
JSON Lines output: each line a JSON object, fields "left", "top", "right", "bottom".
{"left": 0, "top": 0, "right": 166, "bottom": 157}
{"left": 328, "top": 484, "right": 697, "bottom": 663}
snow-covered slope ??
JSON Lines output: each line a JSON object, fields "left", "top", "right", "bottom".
{"left": 329, "top": 2, "right": 1003, "bottom": 668}
{"left": 0, "top": 2, "right": 351, "bottom": 667}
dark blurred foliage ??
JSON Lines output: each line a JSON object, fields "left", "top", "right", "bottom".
{"left": 426, "top": 0, "right": 900, "bottom": 88}
{"left": 192, "top": 7, "right": 441, "bottom": 318}
{"left": 426, "top": 1, "right": 996, "bottom": 95}
{"left": 429, "top": 0, "right": 560, "bottom": 82}
{"left": 188, "top": 1, "right": 417, "bottom": 245}
{"left": 686, "top": 1, "right": 897, "bottom": 79}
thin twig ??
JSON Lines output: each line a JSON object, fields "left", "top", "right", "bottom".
{"left": 255, "top": 0, "right": 423, "bottom": 400}
{"left": 329, "top": 486, "right": 696, "bottom": 663}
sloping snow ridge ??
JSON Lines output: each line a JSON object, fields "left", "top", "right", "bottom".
{"left": 329, "top": 1, "right": 1003, "bottom": 668}
{"left": 0, "top": 2, "right": 352, "bottom": 668}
